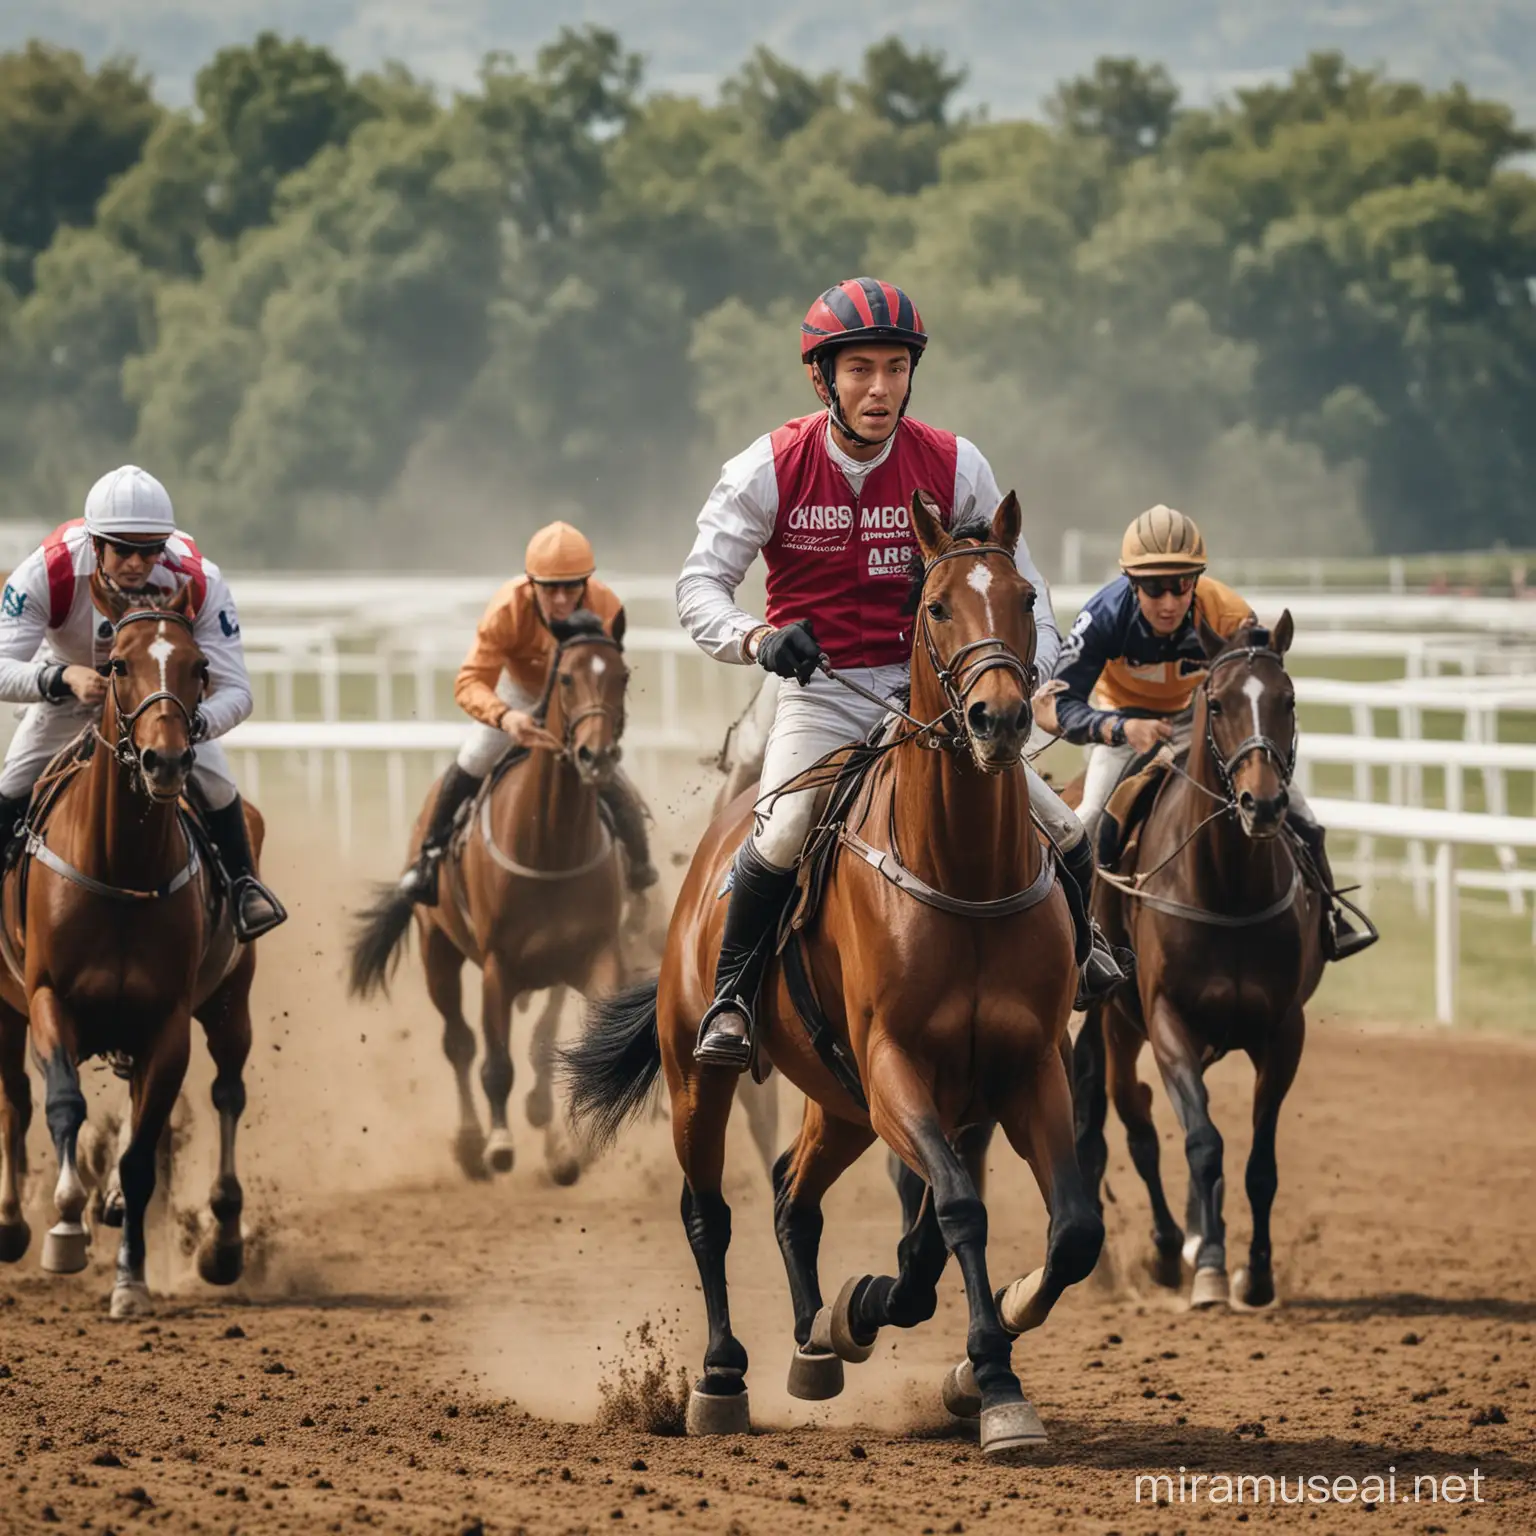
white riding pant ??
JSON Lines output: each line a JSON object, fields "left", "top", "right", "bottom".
{"left": 456, "top": 674, "right": 537, "bottom": 777}
{"left": 1078, "top": 737, "right": 1317, "bottom": 841}
{"left": 752, "top": 667, "right": 1085, "bottom": 870}
{"left": 2, "top": 701, "right": 239, "bottom": 809}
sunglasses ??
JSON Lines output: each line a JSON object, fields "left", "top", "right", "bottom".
{"left": 100, "top": 537, "right": 169, "bottom": 560}
{"left": 1133, "top": 574, "right": 1197, "bottom": 599}
{"left": 533, "top": 579, "right": 587, "bottom": 595}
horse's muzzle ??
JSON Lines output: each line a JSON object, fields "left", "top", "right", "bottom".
{"left": 574, "top": 742, "right": 619, "bottom": 787}
{"left": 965, "top": 698, "right": 1032, "bottom": 774}
{"left": 140, "top": 744, "right": 194, "bottom": 801}
{"left": 1237, "top": 786, "right": 1289, "bottom": 839}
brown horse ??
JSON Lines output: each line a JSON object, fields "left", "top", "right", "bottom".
{"left": 567, "top": 492, "right": 1102, "bottom": 1456}
{"left": 349, "top": 613, "right": 632, "bottom": 1183}
{"left": 0, "top": 576, "right": 262, "bottom": 1316}
{"left": 1073, "top": 615, "right": 1323, "bottom": 1312}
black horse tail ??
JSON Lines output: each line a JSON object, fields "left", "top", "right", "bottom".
{"left": 561, "top": 976, "right": 662, "bottom": 1150}
{"left": 347, "top": 883, "right": 417, "bottom": 999}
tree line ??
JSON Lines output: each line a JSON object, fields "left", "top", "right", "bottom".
{"left": 0, "top": 31, "right": 1532, "bottom": 567}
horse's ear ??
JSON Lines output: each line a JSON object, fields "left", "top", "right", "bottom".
{"left": 90, "top": 570, "right": 128, "bottom": 622}
{"left": 1197, "top": 614, "right": 1228, "bottom": 661}
{"left": 990, "top": 490, "right": 1021, "bottom": 554}
{"left": 609, "top": 607, "right": 626, "bottom": 650}
{"left": 169, "top": 578, "right": 195, "bottom": 619}
{"left": 909, "top": 489, "right": 948, "bottom": 561}
{"left": 1272, "top": 608, "right": 1294, "bottom": 656}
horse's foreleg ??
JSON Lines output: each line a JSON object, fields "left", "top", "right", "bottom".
{"left": 773, "top": 1102, "right": 873, "bottom": 1400}
{"left": 1071, "top": 1008, "right": 1110, "bottom": 1218}
{"left": 1148, "top": 997, "right": 1228, "bottom": 1309}
{"left": 30, "top": 989, "right": 90, "bottom": 1275}
{"left": 0, "top": 1002, "right": 32, "bottom": 1262}
{"left": 1236, "top": 1006, "right": 1304, "bottom": 1310}
{"left": 1105, "top": 1007, "right": 1184, "bottom": 1286}
{"left": 869, "top": 1057, "right": 1035, "bottom": 1456}
{"left": 479, "top": 957, "right": 517, "bottom": 1174}
{"left": 524, "top": 986, "right": 567, "bottom": 1130}
{"left": 994, "top": 1041, "right": 1105, "bottom": 1337}
{"left": 423, "top": 923, "right": 483, "bottom": 1181}
{"left": 113, "top": 1012, "right": 192, "bottom": 1317}
{"left": 671, "top": 1056, "right": 751, "bottom": 1435}
{"left": 194, "top": 958, "right": 254, "bottom": 1286}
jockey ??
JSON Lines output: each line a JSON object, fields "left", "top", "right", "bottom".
{"left": 398, "top": 520, "right": 658, "bottom": 904}
{"left": 1051, "top": 504, "right": 1375, "bottom": 961}
{"left": 677, "top": 276, "right": 1128, "bottom": 1071}
{"left": 0, "top": 466, "right": 286, "bottom": 941}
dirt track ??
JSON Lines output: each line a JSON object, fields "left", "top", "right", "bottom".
{"left": 1, "top": 823, "right": 1534, "bottom": 1534}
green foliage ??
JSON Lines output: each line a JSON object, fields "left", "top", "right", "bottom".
{"left": 0, "top": 29, "right": 1531, "bottom": 563}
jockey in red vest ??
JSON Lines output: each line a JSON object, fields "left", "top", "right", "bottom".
{"left": 0, "top": 466, "right": 285, "bottom": 941}
{"left": 677, "top": 277, "right": 1128, "bottom": 1070}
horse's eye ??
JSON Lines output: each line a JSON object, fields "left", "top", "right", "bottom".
{"left": 1282, "top": 693, "right": 1295, "bottom": 713}
{"left": 1208, "top": 697, "right": 1223, "bottom": 716}
{"left": 560, "top": 673, "right": 574, "bottom": 688}
{"left": 926, "top": 601, "right": 948, "bottom": 622}
{"left": 1023, "top": 591, "right": 1036, "bottom": 613}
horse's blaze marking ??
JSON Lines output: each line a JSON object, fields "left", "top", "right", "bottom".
{"left": 148, "top": 623, "right": 175, "bottom": 694}
{"left": 590, "top": 656, "right": 606, "bottom": 676}
{"left": 966, "top": 562, "right": 994, "bottom": 630}
{"left": 1242, "top": 673, "right": 1265, "bottom": 742}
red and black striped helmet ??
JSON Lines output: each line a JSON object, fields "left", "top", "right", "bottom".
{"left": 800, "top": 277, "right": 927, "bottom": 363}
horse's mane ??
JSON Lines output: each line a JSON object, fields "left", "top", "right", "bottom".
{"left": 549, "top": 611, "right": 607, "bottom": 643}
{"left": 902, "top": 514, "right": 995, "bottom": 616}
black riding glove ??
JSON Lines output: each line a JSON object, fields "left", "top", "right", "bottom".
{"left": 756, "top": 619, "right": 821, "bottom": 685}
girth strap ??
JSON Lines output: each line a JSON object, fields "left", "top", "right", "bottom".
{"left": 24, "top": 824, "right": 201, "bottom": 903}
{"left": 1097, "top": 863, "right": 1302, "bottom": 928}
{"left": 478, "top": 795, "right": 614, "bottom": 881}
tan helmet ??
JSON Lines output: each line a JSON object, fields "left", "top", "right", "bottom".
{"left": 1119, "top": 505, "right": 1207, "bottom": 576}
{"left": 525, "top": 521, "right": 596, "bottom": 584}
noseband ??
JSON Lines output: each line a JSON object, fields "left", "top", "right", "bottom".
{"left": 916, "top": 543, "right": 1038, "bottom": 755}
{"left": 1202, "top": 645, "right": 1297, "bottom": 798}
{"left": 101, "top": 607, "right": 206, "bottom": 796}
{"left": 531, "top": 631, "right": 627, "bottom": 759}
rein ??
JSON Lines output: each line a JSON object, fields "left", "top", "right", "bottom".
{"left": 1099, "top": 644, "right": 1303, "bottom": 928}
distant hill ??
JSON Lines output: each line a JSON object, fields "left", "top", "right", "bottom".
{"left": 6, "top": 0, "right": 1535, "bottom": 121}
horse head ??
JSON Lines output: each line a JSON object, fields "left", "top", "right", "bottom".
{"left": 1196, "top": 610, "right": 1297, "bottom": 840}
{"left": 908, "top": 489, "right": 1038, "bottom": 773}
{"left": 90, "top": 572, "right": 208, "bottom": 804}
{"left": 545, "top": 610, "right": 629, "bottom": 788}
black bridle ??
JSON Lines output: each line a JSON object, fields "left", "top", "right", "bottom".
{"left": 1201, "top": 645, "right": 1297, "bottom": 798}
{"left": 530, "top": 631, "right": 628, "bottom": 759}
{"left": 98, "top": 607, "right": 207, "bottom": 799}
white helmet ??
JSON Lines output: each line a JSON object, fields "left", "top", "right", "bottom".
{"left": 83, "top": 465, "right": 176, "bottom": 538}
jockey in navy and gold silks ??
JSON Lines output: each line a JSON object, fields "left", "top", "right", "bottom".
{"left": 1052, "top": 505, "right": 1375, "bottom": 962}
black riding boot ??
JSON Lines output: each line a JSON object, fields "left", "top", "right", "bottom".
{"left": 694, "top": 841, "right": 798, "bottom": 1071}
{"left": 1062, "top": 835, "right": 1135, "bottom": 1008}
{"left": 598, "top": 771, "right": 659, "bottom": 892}
{"left": 1290, "top": 816, "right": 1378, "bottom": 961}
{"left": 399, "top": 764, "right": 482, "bottom": 905}
{"left": 0, "top": 793, "right": 28, "bottom": 871}
{"left": 205, "top": 797, "right": 287, "bottom": 942}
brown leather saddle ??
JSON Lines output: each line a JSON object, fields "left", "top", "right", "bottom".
{"left": 1095, "top": 747, "right": 1175, "bottom": 874}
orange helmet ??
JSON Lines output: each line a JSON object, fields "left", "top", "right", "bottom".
{"left": 1119, "top": 505, "right": 1207, "bottom": 576}
{"left": 525, "top": 521, "right": 595, "bottom": 584}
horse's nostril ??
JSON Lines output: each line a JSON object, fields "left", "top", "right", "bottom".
{"left": 576, "top": 744, "right": 595, "bottom": 765}
{"left": 141, "top": 748, "right": 159, "bottom": 772}
{"left": 967, "top": 701, "right": 992, "bottom": 736}
{"left": 1275, "top": 788, "right": 1290, "bottom": 816}
{"left": 179, "top": 749, "right": 194, "bottom": 772}
{"left": 1238, "top": 790, "right": 1256, "bottom": 812}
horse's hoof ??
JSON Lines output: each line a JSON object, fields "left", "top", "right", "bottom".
{"left": 524, "top": 1091, "right": 552, "bottom": 1131}
{"left": 941, "top": 1359, "right": 981, "bottom": 1420}
{"left": 1181, "top": 1232, "right": 1202, "bottom": 1268}
{"left": 817, "top": 1276, "right": 877, "bottom": 1364}
{"left": 1230, "top": 1265, "right": 1279, "bottom": 1312}
{"left": 109, "top": 1281, "right": 151, "bottom": 1320}
{"left": 980, "top": 1398, "right": 1048, "bottom": 1456}
{"left": 1189, "top": 1267, "right": 1230, "bottom": 1309}
{"left": 484, "top": 1130, "right": 515, "bottom": 1176}
{"left": 41, "top": 1221, "right": 89, "bottom": 1275}
{"left": 685, "top": 1385, "right": 751, "bottom": 1436}
{"left": 453, "top": 1129, "right": 490, "bottom": 1183}
{"left": 0, "top": 1220, "right": 30, "bottom": 1264}
{"left": 101, "top": 1195, "right": 125, "bottom": 1229}
{"left": 197, "top": 1236, "right": 245, "bottom": 1287}
{"left": 786, "top": 1346, "right": 844, "bottom": 1401}
{"left": 997, "top": 1266, "right": 1047, "bottom": 1335}
{"left": 1147, "top": 1245, "right": 1184, "bottom": 1290}
{"left": 545, "top": 1151, "right": 581, "bottom": 1187}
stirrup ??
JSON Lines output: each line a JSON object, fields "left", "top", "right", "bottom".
{"left": 231, "top": 876, "right": 287, "bottom": 942}
{"left": 1325, "top": 909, "right": 1378, "bottom": 962}
{"left": 1075, "top": 938, "right": 1134, "bottom": 1011}
{"left": 694, "top": 997, "right": 753, "bottom": 1071}
{"left": 399, "top": 847, "right": 444, "bottom": 905}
